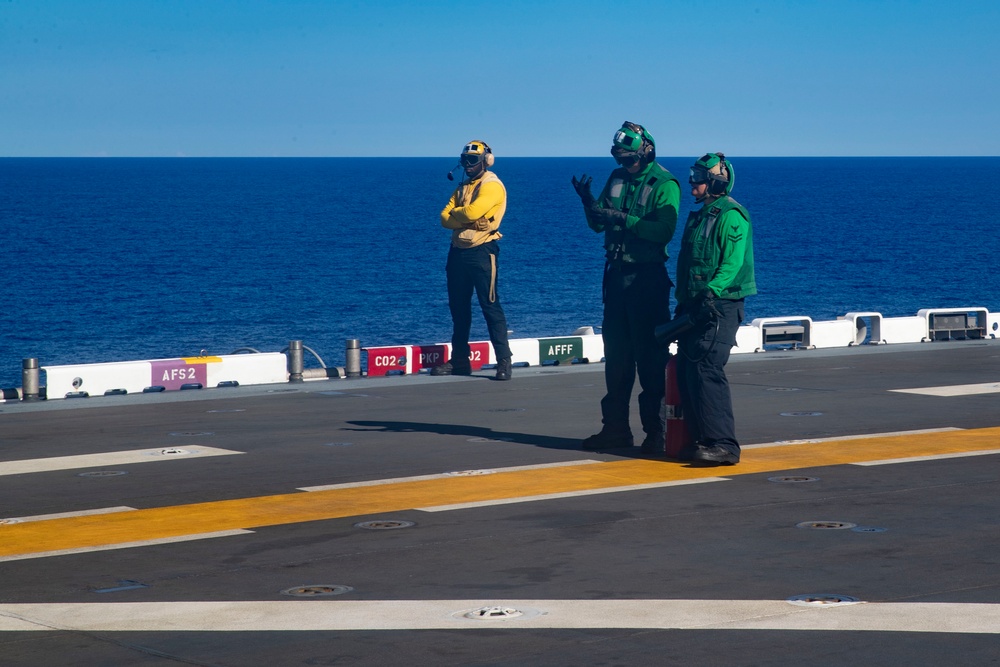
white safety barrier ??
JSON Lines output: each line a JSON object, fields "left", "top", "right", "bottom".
{"left": 43, "top": 353, "right": 287, "bottom": 400}
{"left": 734, "top": 308, "right": 998, "bottom": 351}
{"left": 364, "top": 333, "right": 607, "bottom": 376}
{"left": 879, "top": 316, "right": 926, "bottom": 344}
{"left": 842, "top": 312, "right": 884, "bottom": 345}
{"left": 990, "top": 312, "right": 1000, "bottom": 339}
{"left": 733, "top": 325, "right": 761, "bottom": 354}
{"left": 9, "top": 306, "right": 999, "bottom": 400}
{"left": 506, "top": 339, "right": 541, "bottom": 368}
{"left": 748, "top": 316, "right": 813, "bottom": 351}
{"left": 917, "top": 307, "right": 990, "bottom": 342}
{"left": 44, "top": 360, "right": 151, "bottom": 398}
{"left": 366, "top": 308, "right": 1000, "bottom": 374}
{"left": 811, "top": 319, "right": 858, "bottom": 349}
{"left": 578, "top": 333, "right": 605, "bottom": 362}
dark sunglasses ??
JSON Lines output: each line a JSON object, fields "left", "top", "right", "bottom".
{"left": 615, "top": 154, "right": 640, "bottom": 167}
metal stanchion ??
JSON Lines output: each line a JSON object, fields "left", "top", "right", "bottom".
{"left": 22, "top": 358, "right": 40, "bottom": 402}
{"left": 288, "top": 340, "right": 304, "bottom": 383}
{"left": 345, "top": 339, "right": 361, "bottom": 378}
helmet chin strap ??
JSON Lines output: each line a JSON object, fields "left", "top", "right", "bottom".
{"left": 695, "top": 184, "right": 721, "bottom": 204}
{"left": 466, "top": 161, "right": 486, "bottom": 180}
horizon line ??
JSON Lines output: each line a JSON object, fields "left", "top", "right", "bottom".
{"left": 3, "top": 155, "right": 998, "bottom": 160}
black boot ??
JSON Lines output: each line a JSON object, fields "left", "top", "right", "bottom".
{"left": 639, "top": 432, "right": 665, "bottom": 455}
{"left": 691, "top": 444, "right": 739, "bottom": 465}
{"left": 430, "top": 362, "right": 471, "bottom": 376}
{"left": 494, "top": 358, "right": 512, "bottom": 381}
{"left": 581, "top": 428, "right": 634, "bottom": 451}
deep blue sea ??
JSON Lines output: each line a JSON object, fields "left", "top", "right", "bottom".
{"left": 2, "top": 156, "right": 998, "bottom": 388}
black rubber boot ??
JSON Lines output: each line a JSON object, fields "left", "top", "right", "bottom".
{"left": 431, "top": 362, "right": 471, "bottom": 376}
{"left": 494, "top": 358, "right": 512, "bottom": 381}
{"left": 581, "top": 429, "right": 634, "bottom": 451}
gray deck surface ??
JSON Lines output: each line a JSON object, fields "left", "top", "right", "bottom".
{"left": 2, "top": 340, "right": 999, "bottom": 666}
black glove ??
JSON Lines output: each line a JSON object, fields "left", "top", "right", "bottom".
{"left": 571, "top": 174, "right": 596, "bottom": 207}
{"left": 588, "top": 205, "right": 629, "bottom": 229}
{"left": 697, "top": 288, "right": 721, "bottom": 322}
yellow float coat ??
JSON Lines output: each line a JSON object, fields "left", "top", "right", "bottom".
{"left": 440, "top": 171, "right": 506, "bottom": 248}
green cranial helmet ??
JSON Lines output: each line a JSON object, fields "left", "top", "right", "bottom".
{"left": 611, "top": 121, "right": 655, "bottom": 165}
{"left": 689, "top": 152, "right": 734, "bottom": 197}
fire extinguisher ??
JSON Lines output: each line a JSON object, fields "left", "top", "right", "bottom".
{"left": 664, "top": 355, "right": 693, "bottom": 457}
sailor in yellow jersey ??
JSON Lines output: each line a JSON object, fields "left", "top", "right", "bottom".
{"left": 433, "top": 140, "right": 513, "bottom": 380}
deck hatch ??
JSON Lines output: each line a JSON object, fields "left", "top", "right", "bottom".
{"left": 281, "top": 585, "right": 353, "bottom": 597}
{"left": 796, "top": 521, "right": 857, "bottom": 530}
{"left": 463, "top": 606, "right": 523, "bottom": 620}
{"left": 787, "top": 594, "right": 861, "bottom": 607}
{"left": 354, "top": 520, "right": 415, "bottom": 530}
{"left": 452, "top": 606, "right": 544, "bottom": 621}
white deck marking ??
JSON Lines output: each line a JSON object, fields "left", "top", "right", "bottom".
{"left": 0, "top": 447, "right": 243, "bottom": 476}
{"left": 891, "top": 382, "right": 1000, "bottom": 397}
{"left": 0, "top": 530, "right": 254, "bottom": 562}
{"left": 853, "top": 449, "right": 1000, "bottom": 466}
{"left": 298, "top": 460, "right": 603, "bottom": 492}
{"left": 417, "top": 478, "right": 729, "bottom": 512}
{"left": 743, "top": 427, "right": 962, "bottom": 449}
{"left": 1, "top": 506, "right": 135, "bottom": 524}
{"left": 2, "top": 599, "right": 999, "bottom": 633}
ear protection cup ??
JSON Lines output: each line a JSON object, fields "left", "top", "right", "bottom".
{"left": 638, "top": 131, "right": 654, "bottom": 161}
{"left": 691, "top": 153, "right": 732, "bottom": 197}
{"left": 483, "top": 143, "right": 494, "bottom": 168}
{"left": 706, "top": 155, "right": 733, "bottom": 196}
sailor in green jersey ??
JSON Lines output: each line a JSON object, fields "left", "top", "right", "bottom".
{"left": 571, "top": 122, "right": 679, "bottom": 454}
{"left": 675, "top": 153, "right": 756, "bottom": 465}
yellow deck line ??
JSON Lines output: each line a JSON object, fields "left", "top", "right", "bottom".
{"left": 2, "top": 427, "right": 999, "bottom": 558}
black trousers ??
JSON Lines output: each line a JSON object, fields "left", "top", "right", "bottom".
{"left": 675, "top": 298, "right": 745, "bottom": 454}
{"left": 600, "top": 262, "right": 672, "bottom": 436}
{"left": 446, "top": 241, "right": 511, "bottom": 367}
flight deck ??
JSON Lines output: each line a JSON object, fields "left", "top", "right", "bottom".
{"left": 2, "top": 340, "right": 999, "bottom": 666}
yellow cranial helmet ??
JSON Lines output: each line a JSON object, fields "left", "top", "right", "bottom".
{"left": 460, "top": 140, "right": 494, "bottom": 168}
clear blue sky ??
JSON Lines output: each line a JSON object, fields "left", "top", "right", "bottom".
{"left": 2, "top": 0, "right": 997, "bottom": 157}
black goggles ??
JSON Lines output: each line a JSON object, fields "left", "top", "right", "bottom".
{"left": 689, "top": 167, "right": 709, "bottom": 185}
{"left": 614, "top": 153, "right": 640, "bottom": 167}
{"left": 460, "top": 153, "right": 484, "bottom": 167}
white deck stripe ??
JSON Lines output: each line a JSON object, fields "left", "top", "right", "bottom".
{"left": 853, "top": 449, "right": 1000, "bottom": 466}
{"left": 298, "top": 460, "right": 603, "bottom": 492}
{"left": 743, "top": 427, "right": 962, "bottom": 449}
{"left": 891, "top": 382, "right": 1000, "bottom": 397}
{"left": 0, "top": 530, "right": 253, "bottom": 562}
{"left": 0, "top": 447, "right": 243, "bottom": 476}
{"left": 1, "top": 506, "right": 135, "bottom": 524}
{"left": 417, "top": 477, "right": 729, "bottom": 512}
{"left": 2, "top": 599, "right": 999, "bottom": 633}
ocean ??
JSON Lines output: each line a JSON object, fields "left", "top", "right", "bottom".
{"left": 2, "top": 156, "right": 998, "bottom": 389}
